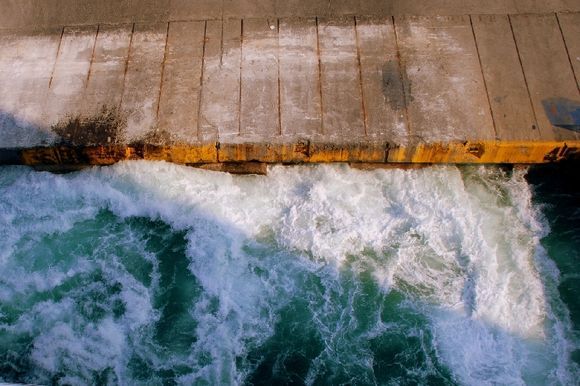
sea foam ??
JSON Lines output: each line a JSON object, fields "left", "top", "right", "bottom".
{"left": 0, "top": 162, "right": 577, "bottom": 385}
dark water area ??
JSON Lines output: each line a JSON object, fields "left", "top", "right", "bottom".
{"left": 527, "top": 162, "right": 580, "bottom": 366}
{"left": 0, "top": 162, "right": 578, "bottom": 385}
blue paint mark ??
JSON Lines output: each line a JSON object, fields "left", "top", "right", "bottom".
{"left": 542, "top": 98, "right": 580, "bottom": 132}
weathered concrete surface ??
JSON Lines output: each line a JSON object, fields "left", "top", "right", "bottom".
{"left": 471, "top": 15, "right": 538, "bottom": 141}
{"left": 356, "top": 16, "right": 407, "bottom": 143}
{"left": 2, "top": 0, "right": 580, "bottom": 31}
{"left": 240, "top": 18, "right": 280, "bottom": 138}
{"left": 198, "top": 19, "right": 242, "bottom": 142}
{"left": 45, "top": 26, "right": 97, "bottom": 129}
{"left": 0, "top": 28, "right": 62, "bottom": 147}
{"left": 318, "top": 17, "right": 365, "bottom": 138}
{"left": 394, "top": 15, "right": 495, "bottom": 143}
{"left": 279, "top": 18, "right": 322, "bottom": 137}
{"left": 557, "top": 13, "right": 580, "bottom": 91}
{"left": 121, "top": 23, "right": 167, "bottom": 143}
{"left": 1, "top": 10, "right": 580, "bottom": 168}
{"left": 157, "top": 21, "right": 206, "bottom": 144}
{"left": 510, "top": 14, "right": 580, "bottom": 141}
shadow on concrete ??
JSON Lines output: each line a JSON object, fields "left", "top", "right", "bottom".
{"left": 0, "top": 110, "right": 55, "bottom": 148}
{"left": 542, "top": 97, "right": 580, "bottom": 132}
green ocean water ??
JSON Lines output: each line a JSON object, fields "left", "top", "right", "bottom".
{"left": 0, "top": 162, "right": 578, "bottom": 385}
{"left": 527, "top": 163, "right": 580, "bottom": 369}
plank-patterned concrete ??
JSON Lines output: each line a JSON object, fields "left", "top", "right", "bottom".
{"left": 510, "top": 14, "right": 580, "bottom": 141}
{"left": 120, "top": 22, "right": 167, "bottom": 143}
{"left": 0, "top": 29, "right": 61, "bottom": 147}
{"left": 198, "top": 19, "right": 242, "bottom": 142}
{"left": 157, "top": 21, "right": 206, "bottom": 143}
{"left": 1, "top": 11, "right": 580, "bottom": 168}
{"left": 395, "top": 15, "right": 495, "bottom": 143}
{"left": 43, "top": 26, "right": 97, "bottom": 127}
{"left": 82, "top": 24, "right": 132, "bottom": 117}
{"left": 240, "top": 18, "right": 280, "bottom": 138}
{"left": 356, "top": 16, "right": 408, "bottom": 143}
{"left": 557, "top": 12, "right": 580, "bottom": 90}
{"left": 471, "top": 15, "right": 538, "bottom": 141}
{"left": 279, "top": 18, "right": 322, "bottom": 137}
{"left": 318, "top": 17, "right": 365, "bottom": 138}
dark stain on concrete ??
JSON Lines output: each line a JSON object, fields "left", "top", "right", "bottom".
{"left": 53, "top": 106, "right": 126, "bottom": 146}
{"left": 381, "top": 60, "right": 407, "bottom": 110}
{"left": 542, "top": 97, "right": 580, "bottom": 132}
{"left": 144, "top": 128, "right": 173, "bottom": 145}
{"left": 132, "top": 128, "right": 174, "bottom": 146}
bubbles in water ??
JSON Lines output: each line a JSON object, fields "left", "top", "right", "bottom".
{"left": 0, "top": 162, "right": 577, "bottom": 385}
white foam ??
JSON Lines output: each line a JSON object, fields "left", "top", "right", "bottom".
{"left": 0, "top": 162, "right": 577, "bottom": 384}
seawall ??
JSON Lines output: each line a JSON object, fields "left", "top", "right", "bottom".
{"left": 1, "top": 1, "right": 579, "bottom": 171}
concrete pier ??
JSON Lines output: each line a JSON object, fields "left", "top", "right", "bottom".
{"left": 1, "top": 1, "right": 579, "bottom": 169}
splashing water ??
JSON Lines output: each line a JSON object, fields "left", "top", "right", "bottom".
{"left": 0, "top": 162, "right": 577, "bottom": 385}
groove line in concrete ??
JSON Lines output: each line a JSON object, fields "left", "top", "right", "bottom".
{"left": 555, "top": 12, "right": 580, "bottom": 93}
{"left": 85, "top": 24, "right": 100, "bottom": 87}
{"left": 48, "top": 26, "right": 65, "bottom": 89}
{"left": 391, "top": 16, "right": 412, "bottom": 142}
{"left": 196, "top": 20, "right": 208, "bottom": 141}
{"left": 118, "top": 23, "right": 135, "bottom": 110}
{"left": 238, "top": 19, "right": 243, "bottom": 136}
{"left": 507, "top": 14, "right": 541, "bottom": 138}
{"left": 354, "top": 16, "right": 368, "bottom": 136}
{"left": 277, "top": 18, "right": 282, "bottom": 136}
{"left": 315, "top": 17, "right": 325, "bottom": 135}
{"left": 469, "top": 15, "right": 498, "bottom": 140}
{"left": 156, "top": 22, "right": 171, "bottom": 120}
{"left": 219, "top": 14, "right": 224, "bottom": 66}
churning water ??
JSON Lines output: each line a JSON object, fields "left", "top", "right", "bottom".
{"left": 0, "top": 162, "right": 578, "bottom": 385}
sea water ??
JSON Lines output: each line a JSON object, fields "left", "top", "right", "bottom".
{"left": 0, "top": 162, "right": 578, "bottom": 385}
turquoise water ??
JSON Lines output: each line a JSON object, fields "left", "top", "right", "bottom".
{"left": 0, "top": 162, "right": 578, "bottom": 385}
